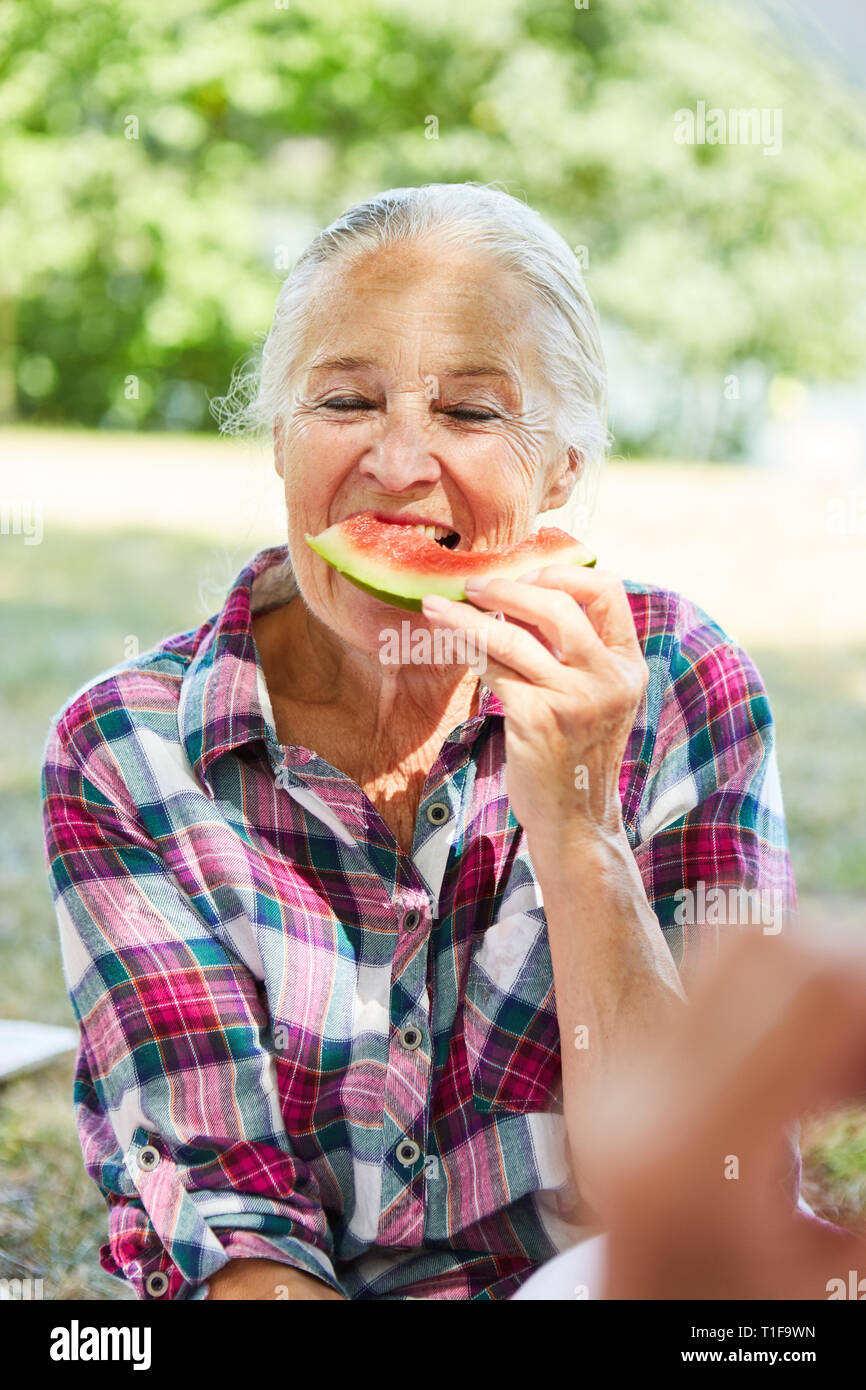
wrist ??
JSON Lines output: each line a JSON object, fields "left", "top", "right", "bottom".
{"left": 525, "top": 812, "right": 630, "bottom": 879}
{"left": 528, "top": 820, "right": 667, "bottom": 949}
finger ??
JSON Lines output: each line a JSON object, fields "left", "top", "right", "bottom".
{"left": 467, "top": 652, "right": 539, "bottom": 708}
{"left": 420, "top": 593, "right": 561, "bottom": 685}
{"left": 520, "top": 566, "right": 643, "bottom": 655}
{"left": 663, "top": 933, "right": 866, "bottom": 1148}
{"left": 462, "top": 575, "right": 604, "bottom": 670}
{"left": 720, "top": 937, "right": 866, "bottom": 1126}
{"left": 590, "top": 933, "right": 866, "bottom": 1211}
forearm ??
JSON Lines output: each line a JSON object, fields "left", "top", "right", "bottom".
{"left": 206, "top": 1257, "right": 345, "bottom": 1300}
{"left": 530, "top": 824, "right": 686, "bottom": 1184}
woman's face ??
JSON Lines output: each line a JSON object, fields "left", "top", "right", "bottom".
{"left": 275, "top": 237, "right": 578, "bottom": 651}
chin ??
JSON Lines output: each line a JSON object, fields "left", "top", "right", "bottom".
{"left": 312, "top": 584, "right": 407, "bottom": 653}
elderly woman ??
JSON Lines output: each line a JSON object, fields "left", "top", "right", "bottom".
{"left": 41, "top": 182, "right": 796, "bottom": 1302}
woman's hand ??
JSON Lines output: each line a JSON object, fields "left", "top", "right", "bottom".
{"left": 424, "top": 566, "right": 681, "bottom": 1176}
{"left": 421, "top": 565, "right": 649, "bottom": 850}
{"left": 206, "top": 1259, "right": 345, "bottom": 1300}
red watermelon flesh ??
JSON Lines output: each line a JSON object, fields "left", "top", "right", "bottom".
{"left": 305, "top": 511, "right": 596, "bottom": 611}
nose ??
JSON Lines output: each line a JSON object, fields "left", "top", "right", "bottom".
{"left": 357, "top": 396, "right": 441, "bottom": 492}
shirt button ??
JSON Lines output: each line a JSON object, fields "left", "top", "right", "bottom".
{"left": 426, "top": 801, "right": 450, "bottom": 826}
{"left": 145, "top": 1271, "right": 170, "bottom": 1298}
{"left": 137, "top": 1145, "right": 160, "bottom": 1172}
{"left": 399, "top": 1025, "right": 423, "bottom": 1051}
{"left": 396, "top": 1139, "right": 422, "bottom": 1167}
{"left": 402, "top": 907, "right": 421, "bottom": 932}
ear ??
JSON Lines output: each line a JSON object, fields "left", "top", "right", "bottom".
{"left": 540, "top": 446, "right": 583, "bottom": 512}
{"left": 273, "top": 418, "right": 286, "bottom": 479}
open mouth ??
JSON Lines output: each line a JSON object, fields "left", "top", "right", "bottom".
{"left": 375, "top": 515, "right": 463, "bottom": 551}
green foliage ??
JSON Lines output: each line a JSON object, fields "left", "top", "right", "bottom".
{"left": 1, "top": 0, "right": 865, "bottom": 448}
{"left": 802, "top": 1106, "right": 866, "bottom": 1227}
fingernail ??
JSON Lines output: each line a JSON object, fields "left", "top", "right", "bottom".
{"left": 519, "top": 568, "right": 540, "bottom": 583}
{"left": 463, "top": 577, "right": 486, "bottom": 593}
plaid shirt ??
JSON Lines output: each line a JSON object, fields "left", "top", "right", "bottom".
{"left": 41, "top": 545, "right": 797, "bottom": 1301}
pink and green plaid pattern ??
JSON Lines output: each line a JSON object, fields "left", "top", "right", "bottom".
{"left": 41, "top": 546, "right": 797, "bottom": 1300}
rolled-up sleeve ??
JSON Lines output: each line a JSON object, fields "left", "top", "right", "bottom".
{"left": 628, "top": 592, "right": 797, "bottom": 981}
{"left": 41, "top": 712, "right": 344, "bottom": 1301}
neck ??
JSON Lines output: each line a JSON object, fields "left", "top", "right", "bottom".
{"left": 261, "top": 595, "right": 481, "bottom": 752}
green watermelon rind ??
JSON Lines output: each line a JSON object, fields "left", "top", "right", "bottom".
{"left": 338, "top": 575, "right": 429, "bottom": 612}
{"left": 305, "top": 522, "right": 597, "bottom": 610}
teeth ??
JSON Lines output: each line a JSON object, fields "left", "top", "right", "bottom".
{"left": 412, "top": 523, "right": 453, "bottom": 540}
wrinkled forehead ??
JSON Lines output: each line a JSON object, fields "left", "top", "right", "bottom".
{"left": 296, "top": 241, "right": 546, "bottom": 391}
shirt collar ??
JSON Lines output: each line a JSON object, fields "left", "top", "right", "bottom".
{"left": 180, "top": 545, "right": 504, "bottom": 788}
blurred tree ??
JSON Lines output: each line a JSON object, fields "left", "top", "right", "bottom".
{"left": 1, "top": 0, "right": 864, "bottom": 454}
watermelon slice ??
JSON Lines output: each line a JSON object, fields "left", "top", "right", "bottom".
{"left": 305, "top": 511, "right": 596, "bottom": 611}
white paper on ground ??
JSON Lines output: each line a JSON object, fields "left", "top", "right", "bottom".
{"left": 0, "top": 1019, "right": 78, "bottom": 1083}
{"left": 510, "top": 1232, "right": 609, "bottom": 1300}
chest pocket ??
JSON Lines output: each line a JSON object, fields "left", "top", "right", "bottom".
{"left": 463, "top": 902, "right": 562, "bottom": 1114}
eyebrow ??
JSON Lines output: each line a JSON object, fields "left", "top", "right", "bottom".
{"left": 307, "top": 354, "right": 519, "bottom": 384}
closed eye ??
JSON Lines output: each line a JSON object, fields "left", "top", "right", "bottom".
{"left": 446, "top": 408, "right": 499, "bottom": 421}
{"left": 319, "top": 397, "right": 499, "bottom": 422}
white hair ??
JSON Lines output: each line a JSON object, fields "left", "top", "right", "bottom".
{"left": 212, "top": 181, "right": 609, "bottom": 533}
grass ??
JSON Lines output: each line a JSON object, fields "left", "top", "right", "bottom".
{"left": 0, "top": 428, "right": 864, "bottom": 1298}
{"left": 0, "top": 1057, "right": 134, "bottom": 1300}
{"left": 751, "top": 646, "right": 866, "bottom": 902}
